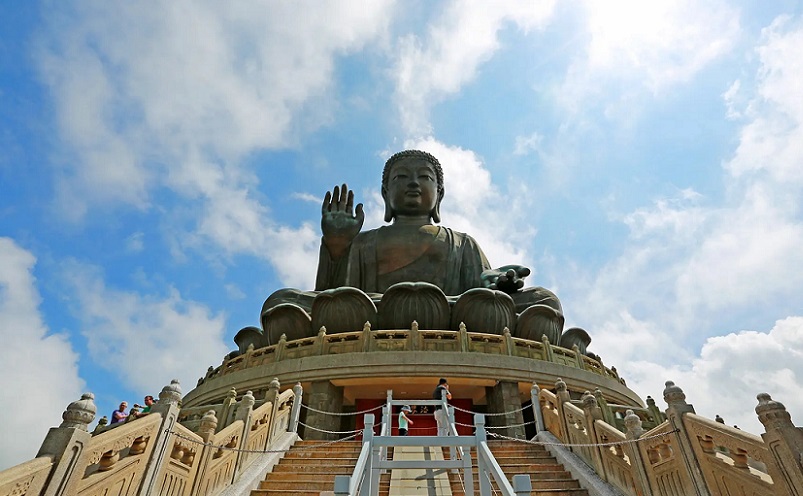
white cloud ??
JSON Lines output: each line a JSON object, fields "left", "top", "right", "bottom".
{"left": 558, "top": 0, "right": 740, "bottom": 115}
{"left": 61, "top": 260, "right": 229, "bottom": 395}
{"left": 393, "top": 0, "right": 555, "bottom": 136}
{"left": 726, "top": 16, "right": 803, "bottom": 185}
{"left": 35, "top": 1, "right": 394, "bottom": 283}
{"left": 560, "top": 13, "right": 803, "bottom": 435}
{"left": 0, "top": 238, "right": 84, "bottom": 469}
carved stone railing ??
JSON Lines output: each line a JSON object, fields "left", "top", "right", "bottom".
{"left": 201, "top": 324, "right": 622, "bottom": 386}
{"left": 0, "top": 456, "right": 53, "bottom": 496}
{"left": 536, "top": 379, "right": 803, "bottom": 496}
{"left": 0, "top": 378, "right": 303, "bottom": 496}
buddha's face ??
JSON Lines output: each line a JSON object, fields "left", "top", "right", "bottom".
{"left": 383, "top": 157, "right": 439, "bottom": 220}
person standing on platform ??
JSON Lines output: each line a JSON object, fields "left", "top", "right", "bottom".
{"left": 433, "top": 378, "right": 452, "bottom": 436}
{"left": 399, "top": 405, "right": 413, "bottom": 436}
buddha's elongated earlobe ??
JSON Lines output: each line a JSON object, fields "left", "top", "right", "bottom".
{"left": 382, "top": 187, "right": 394, "bottom": 222}
{"left": 431, "top": 189, "right": 444, "bottom": 223}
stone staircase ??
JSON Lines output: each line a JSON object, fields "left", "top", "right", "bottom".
{"left": 251, "top": 440, "right": 366, "bottom": 496}
{"left": 449, "top": 440, "right": 589, "bottom": 496}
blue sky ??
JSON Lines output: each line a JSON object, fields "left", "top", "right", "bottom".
{"left": 2, "top": 0, "right": 803, "bottom": 469}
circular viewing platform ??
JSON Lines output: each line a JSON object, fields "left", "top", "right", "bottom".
{"left": 183, "top": 322, "right": 643, "bottom": 409}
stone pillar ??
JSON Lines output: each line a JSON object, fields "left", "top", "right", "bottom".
{"left": 263, "top": 378, "right": 281, "bottom": 447}
{"left": 39, "top": 393, "right": 96, "bottom": 496}
{"left": 623, "top": 409, "right": 653, "bottom": 496}
{"left": 663, "top": 381, "right": 710, "bottom": 496}
{"left": 137, "top": 380, "right": 183, "bottom": 496}
{"left": 233, "top": 390, "right": 256, "bottom": 476}
{"left": 486, "top": 380, "right": 525, "bottom": 439}
{"left": 304, "top": 380, "right": 344, "bottom": 440}
{"left": 755, "top": 393, "right": 803, "bottom": 496}
{"left": 580, "top": 391, "right": 606, "bottom": 477}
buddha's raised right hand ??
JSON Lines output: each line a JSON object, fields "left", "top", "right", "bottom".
{"left": 321, "top": 183, "right": 364, "bottom": 260}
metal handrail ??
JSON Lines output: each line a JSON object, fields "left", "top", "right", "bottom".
{"left": 477, "top": 440, "right": 517, "bottom": 494}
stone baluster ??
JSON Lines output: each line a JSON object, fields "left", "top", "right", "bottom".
{"left": 317, "top": 326, "right": 328, "bottom": 354}
{"left": 541, "top": 334, "right": 554, "bottom": 362}
{"left": 663, "top": 381, "right": 711, "bottom": 496}
{"left": 624, "top": 409, "right": 654, "bottom": 496}
{"left": 233, "top": 391, "right": 256, "bottom": 477}
{"left": 756, "top": 393, "right": 803, "bottom": 496}
{"left": 289, "top": 382, "right": 303, "bottom": 434}
{"left": 458, "top": 322, "right": 468, "bottom": 352}
{"left": 580, "top": 391, "right": 606, "bottom": 477}
{"left": 503, "top": 327, "right": 514, "bottom": 355}
{"left": 593, "top": 388, "right": 615, "bottom": 426}
{"left": 554, "top": 378, "right": 571, "bottom": 442}
{"left": 646, "top": 395, "right": 664, "bottom": 424}
{"left": 361, "top": 322, "right": 373, "bottom": 352}
{"left": 530, "top": 383, "right": 545, "bottom": 432}
{"left": 138, "top": 379, "right": 184, "bottom": 496}
{"left": 190, "top": 410, "right": 219, "bottom": 496}
{"left": 263, "top": 378, "right": 281, "bottom": 447}
{"left": 409, "top": 320, "right": 419, "bottom": 351}
{"left": 275, "top": 333, "right": 287, "bottom": 361}
{"left": 39, "top": 392, "right": 96, "bottom": 496}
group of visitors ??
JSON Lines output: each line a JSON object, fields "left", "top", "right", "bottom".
{"left": 397, "top": 377, "right": 452, "bottom": 436}
{"left": 110, "top": 395, "right": 156, "bottom": 425}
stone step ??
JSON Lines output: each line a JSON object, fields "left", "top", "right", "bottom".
{"left": 491, "top": 455, "right": 559, "bottom": 464}
{"left": 271, "top": 464, "right": 357, "bottom": 474}
{"left": 269, "top": 456, "right": 358, "bottom": 465}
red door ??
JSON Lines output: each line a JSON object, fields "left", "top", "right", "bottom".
{"left": 355, "top": 399, "right": 474, "bottom": 437}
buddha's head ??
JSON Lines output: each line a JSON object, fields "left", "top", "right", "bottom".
{"left": 381, "top": 150, "right": 445, "bottom": 223}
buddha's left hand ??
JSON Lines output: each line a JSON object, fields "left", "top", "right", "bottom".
{"left": 481, "top": 265, "right": 530, "bottom": 294}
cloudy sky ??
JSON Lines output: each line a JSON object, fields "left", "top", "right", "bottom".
{"left": 2, "top": 0, "right": 803, "bottom": 469}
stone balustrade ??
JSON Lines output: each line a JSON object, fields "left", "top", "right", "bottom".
{"left": 0, "top": 378, "right": 301, "bottom": 496}
{"left": 535, "top": 380, "right": 803, "bottom": 496}
{"left": 201, "top": 323, "right": 623, "bottom": 386}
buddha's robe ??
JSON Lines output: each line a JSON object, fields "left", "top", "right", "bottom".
{"left": 315, "top": 226, "right": 490, "bottom": 295}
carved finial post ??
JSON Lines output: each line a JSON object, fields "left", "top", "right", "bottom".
{"left": 408, "top": 320, "right": 420, "bottom": 351}
{"left": 59, "top": 392, "right": 96, "bottom": 430}
{"left": 542, "top": 334, "right": 554, "bottom": 362}
{"left": 218, "top": 387, "right": 238, "bottom": 428}
{"left": 503, "top": 327, "right": 513, "bottom": 355}
{"left": 593, "top": 388, "right": 614, "bottom": 425}
{"left": 361, "top": 322, "right": 373, "bottom": 352}
{"left": 623, "top": 409, "right": 652, "bottom": 496}
{"left": 553, "top": 378, "right": 571, "bottom": 443}
{"left": 93, "top": 416, "right": 109, "bottom": 434}
{"left": 199, "top": 410, "right": 218, "bottom": 442}
{"left": 38, "top": 393, "right": 99, "bottom": 495}
{"left": 459, "top": 322, "right": 468, "bottom": 352}
{"left": 137, "top": 379, "right": 187, "bottom": 496}
{"left": 317, "top": 326, "right": 328, "bottom": 355}
{"left": 580, "top": 391, "right": 605, "bottom": 475}
{"left": 624, "top": 410, "right": 644, "bottom": 439}
{"left": 289, "top": 382, "right": 303, "bottom": 434}
{"left": 263, "top": 378, "right": 282, "bottom": 448}
{"left": 159, "top": 379, "right": 182, "bottom": 406}
{"left": 276, "top": 333, "right": 287, "bottom": 361}
{"left": 755, "top": 393, "right": 803, "bottom": 493}
{"left": 233, "top": 390, "right": 256, "bottom": 475}
{"left": 530, "top": 383, "right": 545, "bottom": 432}
{"left": 572, "top": 344, "right": 585, "bottom": 370}
{"left": 661, "top": 381, "right": 710, "bottom": 495}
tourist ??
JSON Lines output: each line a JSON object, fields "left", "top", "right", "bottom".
{"left": 399, "top": 405, "right": 413, "bottom": 436}
{"left": 134, "top": 395, "right": 156, "bottom": 418}
{"left": 433, "top": 378, "right": 452, "bottom": 436}
{"left": 111, "top": 401, "right": 128, "bottom": 424}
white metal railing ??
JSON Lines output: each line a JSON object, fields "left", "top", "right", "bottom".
{"left": 333, "top": 392, "right": 532, "bottom": 496}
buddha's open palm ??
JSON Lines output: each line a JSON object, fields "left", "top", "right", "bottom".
{"left": 321, "top": 183, "right": 364, "bottom": 259}
{"left": 481, "top": 265, "right": 530, "bottom": 294}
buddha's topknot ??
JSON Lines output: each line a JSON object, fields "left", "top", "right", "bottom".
{"left": 382, "top": 150, "right": 444, "bottom": 194}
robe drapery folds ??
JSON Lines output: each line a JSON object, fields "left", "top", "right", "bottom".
{"left": 315, "top": 226, "right": 491, "bottom": 295}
